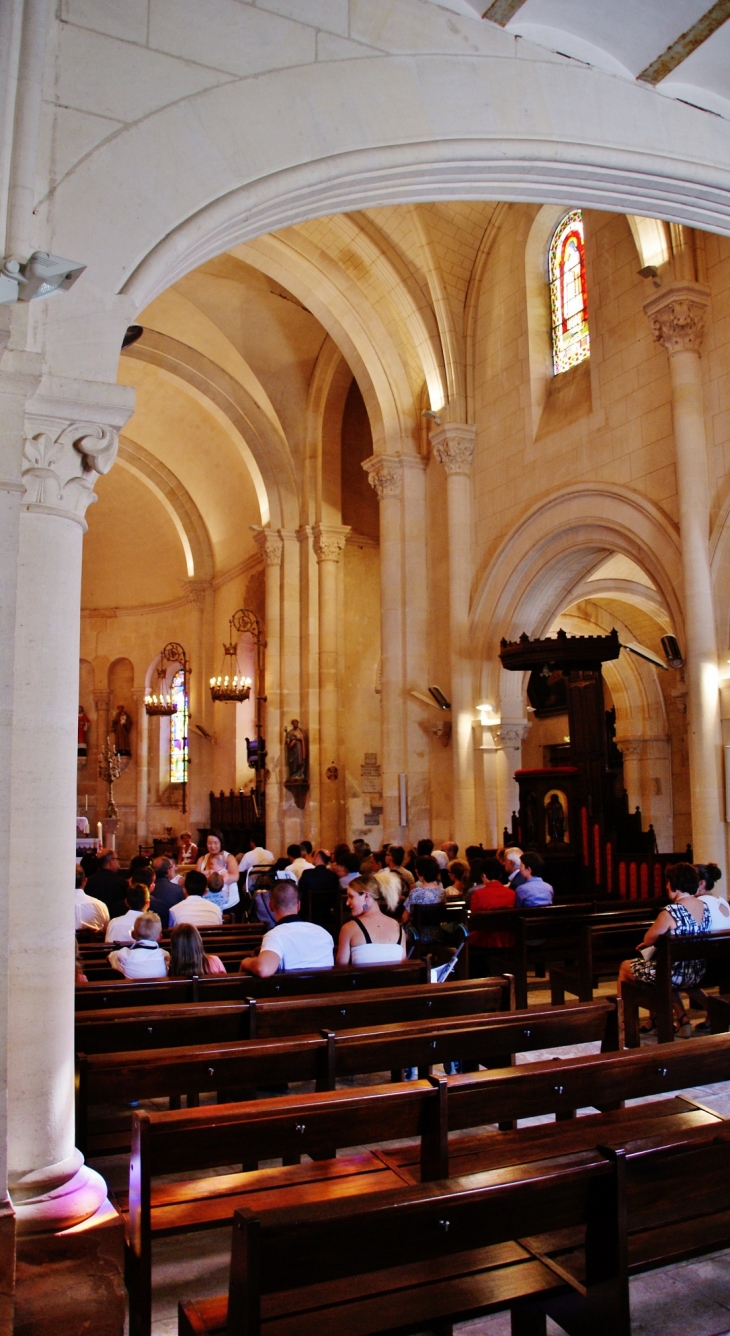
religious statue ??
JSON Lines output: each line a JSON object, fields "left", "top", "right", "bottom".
{"left": 284, "top": 719, "right": 308, "bottom": 782}
{"left": 545, "top": 791, "right": 567, "bottom": 844}
{"left": 112, "top": 704, "right": 132, "bottom": 756}
{"left": 77, "top": 705, "right": 90, "bottom": 759}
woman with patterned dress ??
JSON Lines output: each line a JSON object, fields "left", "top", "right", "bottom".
{"left": 618, "top": 862, "right": 709, "bottom": 1038}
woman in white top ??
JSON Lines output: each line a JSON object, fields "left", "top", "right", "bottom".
{"left": 336, "top": 876, "right": 406, "bottom": 966}
{"left": 196, "top": 830, "right": 240, "bottom": 909}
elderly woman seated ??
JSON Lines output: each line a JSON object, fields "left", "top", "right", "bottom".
{"left": 617, "top": 862, "right": 710, "bottom": 1038}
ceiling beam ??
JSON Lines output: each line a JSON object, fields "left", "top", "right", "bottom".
{"left": 481, "top": 0, "right": 528, "bottom": 26}
{"left": 637, "top": 0, "right": 730, "bottom": 84}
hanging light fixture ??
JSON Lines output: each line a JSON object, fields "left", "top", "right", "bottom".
{"left": 145, "top": 642, "right": 187, "bottom": 715}
{"left": 210, "top": 615, "right": 253, "bottom": 702}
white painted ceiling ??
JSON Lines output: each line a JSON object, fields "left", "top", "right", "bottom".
{"left": 428, "top": 0, "right": 730, "bottom": 120}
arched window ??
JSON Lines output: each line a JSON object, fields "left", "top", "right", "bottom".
{"left": 549, "top": 210, "right": 589, "bottom": 374}
{"left": 169, "top": 668, "right": 188, "bottom": 786}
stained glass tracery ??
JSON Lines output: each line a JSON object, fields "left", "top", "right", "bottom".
{"left": 169, "top": 668, "right": 188, "bottom": 785}
{"left": 549, "top": 210, "right": 589, "bottom": 374}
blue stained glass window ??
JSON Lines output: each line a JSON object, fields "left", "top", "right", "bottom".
{"left": 549, "top": 210, "right": 590, "bottom": 375}
{"left": 169, "top": 668, "right": 188, "bottom": 785}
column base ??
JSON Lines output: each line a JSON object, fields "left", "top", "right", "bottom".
{"left": 14, "top": 1197, "right": 125, "bottom": 1336}
{"left": 10, "top": 1149, "right": 108, "bottom": 1235}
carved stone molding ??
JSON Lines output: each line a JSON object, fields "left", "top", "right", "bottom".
{"left": 430, "top": 423, "right": 476, "bottom": 476}
{"left": 313, "top": 525, "right": 349, "bottom": 564}
{"left": 255, "top": 529, "right": 283, "bottom": 566}
{"left": 494, "top": 721, "right": 530, "bottom": 749}
{"left": 644, "top": 281, "right": 711, "bottom": 356}
{"left": 21, "top": 419, "right": 118, "bottom": 526}
{"left": 362, "top": 454, "right": 403, "bottom": 500}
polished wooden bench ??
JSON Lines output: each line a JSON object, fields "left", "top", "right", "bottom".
{"left": 549, "top": 919, "right": 654, "bottom": 1004}
{"left": 75, "top": 976, "right": 513, "bottom": 1055}
{"left": 74, "top": 959, "right": 427, "bottom": 1009}
{"left": 621, "top": 929, "right": 730, "bottom": 1045}
{"left": 181, "top": 1117, "right": 730, "bottom": 1336}
{"left": 124, "top": 1079, "right": 447, "bottom": 1336}
{"left": 77, "top": 1001, "right": 614, "bottom": 1156}
{"left": 381, "top": 1029, "right": 730, "bottom": 1184}
{"left": 179, "top": 1145, "right": 631, "bottom": 1336}
{"left": 469, "top": 903, "right": 664, "bottom": 1007}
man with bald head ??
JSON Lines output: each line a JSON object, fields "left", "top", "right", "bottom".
{"left": 239, "top": 881, "right": 333, "bottom": 977}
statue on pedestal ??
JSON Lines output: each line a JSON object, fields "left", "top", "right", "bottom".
{"left": 284, "top": 719, "right": 308, "bottom": 782}
{"left": 78, "top": 705, "right": 90, "bottom": 760}
{"left": 112, "top": 704, "right": 132, "bottom": 756}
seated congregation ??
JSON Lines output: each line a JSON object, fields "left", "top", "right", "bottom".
{"left": 72, "top": 832, "right": 730, "bottom": 1336}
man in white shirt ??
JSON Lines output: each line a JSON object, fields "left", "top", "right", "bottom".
{"left": 74, "top": 864, "right": 109, "bottom": 932}
{"left": 169, "top": 870, "right": 223, "bottom": 927}
{"left": 239, "top": 882, "right": 333, "bottom": 976}
{"left": 238, "top": 839, "right": 275, "bottom": 889}
{"left": 286, "top": 842, "right": 315, "bottom": 882}
{"left": 109, "top": 912, "right": 169, "bottom": 979}
{"left": 105, "top": 885, "right": 150, "bottom": 943}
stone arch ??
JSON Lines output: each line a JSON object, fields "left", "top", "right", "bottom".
{"left": 472, "top": 484, "right": 684, "bottom": 705}
{"left": 122, "top": 331, "right": 299, "bottom": 530}
{"left": 117, "top": 438, "right": 215, "bottom": 582}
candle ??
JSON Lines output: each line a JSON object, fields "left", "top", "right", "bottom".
{"left": 97, "top": 821, "right": 103, "bottom": 845}
{"left": 85, "top": 793, "right": 88, "bottom": 812}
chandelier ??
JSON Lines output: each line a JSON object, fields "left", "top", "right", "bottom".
{"left": 145, "top": 642, "right": 187, "bottom": 715}
{"left": 210, "top": 611, "right": 258, "bottom": 702}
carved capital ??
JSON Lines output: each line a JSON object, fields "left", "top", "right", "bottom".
{"left": 255, "top": 529, "right": 283, "bottom": 566}
{"left": 21, "top": 419, "right": 118, "bottom": 526}
{"left": 494, "top": 721, "right": 530, "bottom": 749}
{"left": 430, "top": 423, "right": 476, "bottom": 476}
{"left": 362, "top": 454, "right": 403, "bottom": 500}
{"left": 313, "top": 525, "right": 349, "bottom": 564}
{"left": 644, "top": 282, "right": 711, "bottom": 356}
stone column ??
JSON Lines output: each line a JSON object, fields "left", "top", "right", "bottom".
{"left": 255, "top": 530, "right": 283, "bottom": 854}
{"left": 644, "top": 283, "right": 724, "bottom": 862}
{"left": 131, "top": 688, "right": 149, "bottom": 846}
{"left": 7, "top": 385, "right": 132, "bottom": 1232}
{"left": 495, "top": 720, "right": 530, "bottom": 842}
{"left": 430, "top": 424, "right": 477, "bottom": 849}
{"left": 363, "top": 456, "right": 406, "bottom": 842}
{"left": 93, "top": 689, "right": 111, "bottom": 824}
{"left": 313, "top": 525, "right": 349, "bottom": 849}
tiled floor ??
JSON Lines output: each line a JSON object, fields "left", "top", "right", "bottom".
{"left": 100, "top": 979, "right": 730, "bottom": 1335}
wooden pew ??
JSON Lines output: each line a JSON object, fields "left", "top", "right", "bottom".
{"left": 75, "top": 977, "right": 513, "bottom": 1056}
{"left": 549, "top": 919, "right": 654, "bottom": 1004}
{"left": 74, "top": 959, "right": 427, "bottom": 1010}
{"left": 180, "top": 1116, "right": 730, "bottom": 1336}
{"left": 76, "top": 1001, "right": 614, "bottom": 1157}
{"left": 179, "top": 1147, "right": 630, "bottom": 1336}
{"left": 469, "top": 903, "right": 664, "bottom": 1007}
{"left": 124, "top": 1080, "right": 447, "bottom": 1336}
{"left": 621, "top": 929, "right": 730, "bottom": 1045}
{"left": 381, "top": 1030, "right": 730, "bottom": 1184}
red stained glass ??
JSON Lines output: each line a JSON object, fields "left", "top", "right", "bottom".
{"left": 549, "top": 210, "right": 590, "bottom": 374}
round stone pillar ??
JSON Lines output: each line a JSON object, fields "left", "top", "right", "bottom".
{"left": 313, "top": 525, "right": 349, "bottom": 849}
{"left": 8, "top": 389, "right": 132, "bottom": 1232}
{"left": 644, "top": 282, "right": 724, "bottom": 863}
{"left": 430, "top": 424, "right": 477, "bottom": 849}
{"left": 255, "top": 530, "right": 283, "bottom": 854}
{"left": 363, "top": 457, "right": 406, "bottom": 842}
{"left": 131, "top": 687, "right": 149, "bottom": 845}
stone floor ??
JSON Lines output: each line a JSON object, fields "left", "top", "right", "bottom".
{"left": 95, "top": 979, "right": 730, "bottom": 1335}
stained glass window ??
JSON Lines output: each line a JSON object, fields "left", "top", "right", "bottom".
{"left": 169, "top": 668, "right": 188, "bottom": 786}
{"left": 549, "top": 210, "right": 589, "bottom": 374}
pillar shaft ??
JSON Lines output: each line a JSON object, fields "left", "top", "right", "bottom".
{"left": 314, "top": 526, "right": 349, "bottom": 848}
{"left": 363, "top": 457, "right": 406, "bottom": 841}
{"left": 430, "top": 425, "right": 477, "bottom": 849}
{"left": 131, "top": 688, "right": 148, "bottom": 844}
{"left": 7, "top": 386, "right": 133, "bottom": 1232}
{"left": 256, "top": 531, "right": 282, "bottom": 854}
{"left": 645, "top": 283, "right": 724, "bottom": 862}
